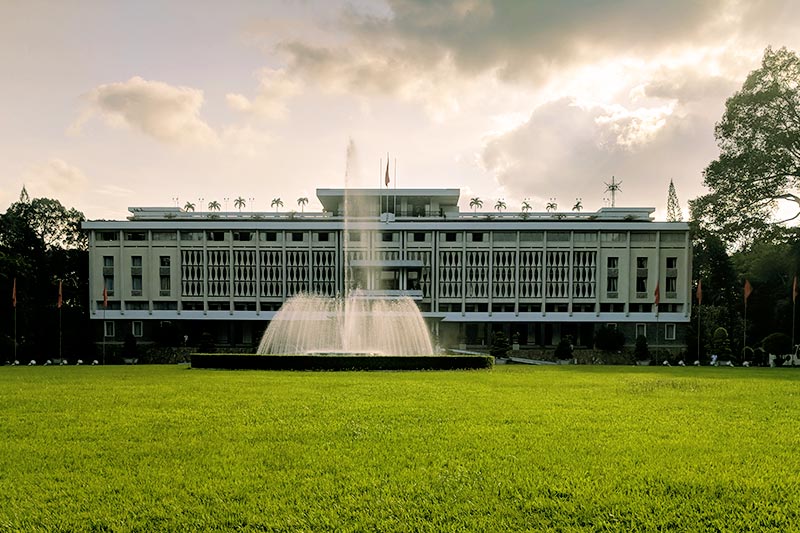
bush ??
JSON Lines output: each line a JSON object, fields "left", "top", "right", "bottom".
{"left": 554, "top": 337, "right": 573, "bottom": 360}
{"left": 490, "top": 331, "right": 511, "bottom": 358}
{"left": 595, "top": 325, "right": 625, "bottom": 353}
{"left": 712, "top": 327, "right": 733, "bottom": 361}
{"left": 197, "top": 332, "right": 216, "bottom": 353}
{"left": 762, "top": 332, "right": 791, "bottom": 357}
{"left": 633, "top": 335, "right": 650, "bottom": 361}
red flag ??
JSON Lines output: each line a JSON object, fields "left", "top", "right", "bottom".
{"left": 744, "top": 279, "right": 752, "bottom": 304}
{"left": 103, "top": 286, "right": 108, "bottom": 309}
{"left": 57, "top": 280, "right": 63, "bottom": 309}
{"left": 654, "top": 281, "right": 660, "bottom": 306}
{"left": 793, "top": 276, "right": 798, "bottom": 304}
{"left": 12, "top": 278, "right": 16, "bottom": 308}
{"left": 384, "top": 157, "right": 390, "bottom": 187}
{"left": 696, "top": 279, "right": 702, "bottom": 306}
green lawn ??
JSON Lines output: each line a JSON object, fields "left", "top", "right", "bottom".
{"left": 1, "top": 365, "right": 798, "bottom": 532}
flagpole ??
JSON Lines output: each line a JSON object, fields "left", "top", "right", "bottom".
{"left": 393, "top": 157, "right": 397, "bottom": 215}
{"left": 102, "top": 304, "right": 106, "bottom": 366}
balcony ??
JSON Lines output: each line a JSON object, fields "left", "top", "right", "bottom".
{"left": 349, "top": 289, "right": 424, "bottom": 300}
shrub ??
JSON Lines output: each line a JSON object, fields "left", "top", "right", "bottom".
{"left": 633, "top": 335, "right": 650, "bottom": 361}
{"left": 712, "top": 327, "right": 733, "bottom": 361}
{"left": 197, "top": 332, "right": 216, "bottom": 353}
{"left": 490, "top": 331, "right": 511, "bottom": 358}
{"left": 761, "top": 332, "right": 791, "bottom": 357}
{"left": 554, "top": 337, "right": 573, "bottom": 360}
{"left": 595, "top": 325, "right": 625, "bottom": 353}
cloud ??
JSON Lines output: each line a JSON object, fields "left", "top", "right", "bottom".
{"left": 481, "top": 98, "right": 716, "bottom": 209}
{"left": 221, "top": 125, "right": 273, "bottom": 157}
{"left": 226, "top": 68, "right": 300, "bottom": 118}
{"left": 77, "top": 76, "right": 218, "bottom": 145}
{"left": 27, "top": 159, "right": 90, "bottom": 197}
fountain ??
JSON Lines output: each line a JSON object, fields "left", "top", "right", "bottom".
{"left": 257, "top": 290, "right": 433, "bottom": 356}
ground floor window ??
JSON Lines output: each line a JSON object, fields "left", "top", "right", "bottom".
{"left": 132, "top": 321, "right": 143, "bottom": 337}
{"left": 665, "top": 323, "right": 676, "bottom": 340}
{"left": 104, "top": 321, "right": 114, "bottom": 338}
{"left": 635, "top": 323, "right": 646, "bottom": 338}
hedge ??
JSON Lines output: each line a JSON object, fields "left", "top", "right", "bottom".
{"left": 191, "top": 353, "right": 494, "bottom": 371}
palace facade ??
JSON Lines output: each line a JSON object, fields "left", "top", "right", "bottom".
{"left": 83, "top": 189, "right": 692, "bottom": 354}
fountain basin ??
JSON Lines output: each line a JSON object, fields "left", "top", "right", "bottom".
{"left": 191, "top": 353, "right": 493, "bottom": 371}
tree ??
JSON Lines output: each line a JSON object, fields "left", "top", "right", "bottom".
{"left": 297, "top": 197, "right": 308, "bottom": 213}
{"left": 691, "top": 47, "right": 800, "bottom": 247}
{"left": 633, "top": 335, "right": 650, "bottom": 361}
{"left": 494, "top": 199, "right": 506, "bottom": 212}
{"left": 554, "top": 336, "right": 573, "bottom": 360}
{"left": 208, "top": 200, "right": 221, "bottom": 211}
{"left": 712, "top": 327, "right": 734, "bottom": 361}
{"left": 489, "top": 331, "right": 511, "bottom": 358}
{"left": 572, "top": 199, "right": 582, "bottom": 212}
{"left": 762, "top": 332, "right": 791, "bottom": 356}
{"left": 546, "top": 200, "right": 557, "bottom": 212}
{"left": 183, "top": 202, "right": 195, "bottom": 212}
{"left": 666, "top": 180, "right": 682, "bottom": 221}
{"left": 521, "top": 200, "right": 532, "bottom": 213}
{"left": 234, "top": 197, "right": 246, "bottom": 211}
{"left": 469, "top": 197, "right": 483, "bottom": 212}
{"left": 271, "top": 198, "right": 284, "bottom": 212}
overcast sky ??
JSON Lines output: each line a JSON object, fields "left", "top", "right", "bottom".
{"left": 2, "top": 0, "right": 799, "bottom": 220}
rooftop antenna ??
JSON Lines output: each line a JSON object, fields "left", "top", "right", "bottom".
{"left": 604, "top": 176, "right": 622, "bottom": 207}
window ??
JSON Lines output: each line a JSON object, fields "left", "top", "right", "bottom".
{"left": 104, "top": 321, "right": 114, "bottom": 338}
{"left": 601, "top": 232, "right": 627, "bottom": 243}
{"left": 159, "top": 256, "right": 171, "bottom": 296}
{"left": 206, "top": 231, "right": 226, "bottom": 241}
{"left": 97, "top": 231, "right": 118, "bottom": 241}
{"left": 635, "top": 323, "right": 646, "bottom": 338}
{"left": 125, "top": 231, "right": 147, "bottom": 241}
{"left": 291, "top": 232, "right": 304, "bottom": 242}
{"left": 381, "top": 232, "right": 395, "bottom": 242}
{"left": 631, "top": 232, "right": 656, "bottom": 242}
{"left": 573, "top": 232, "right": 598, "bottom": 242}
{"left": 666, "top": 257, "right": 678, "bottom": 269}
{"left": 606, "top": 323, "right": 617, "bottom": 330}
{"left": 606, "top": 256, "right": 619, "bottom": 296}
{"left": 103, "top": 256, "right": 114, "bottom": 296}
{"left": 348, "top": 231, "right": 361, "bottom": 242}
{"left": 548, "top": 232, "right": 570, "bottom": 242}
{"left": 493, "top": 232, "right": 516, "bottom": 242}
{"left": 665, "top": 323, "right": 676, "bottom": 340}
{"left": 233, "top": 231, "right": 253, "bottom": 241}
{"left": 316, "top": 232, "right": 330, "bottom": 242}
{"left": 519, "top": 232, "right": 543, "bottom": 242}
{"left": 152, "top": 231, "right": 176, "bottom": 241}
{"left": 445, "top": 232, "right": 457, "bottom": 242}
{"left": 131, "top": 256, "right": 143, "bottom": 296}
{"left": 132, "top": 321, "right": 143, "bottom": 337}
{"left": 260, "top": 231, "right": 278, "bottom": 242}
{"left": 666, "top": 277, "right": 677, "bottom": 293}
{"left": 470, "top": 232, "right": 484, "bottom": 242}
{"left": 661, "top": 233, "right": 685, "bottom": 243}
{"left": 636, "top": 276, "right": 648, "bottom": 293}
{"left": 636, "top": 257, "right": 648, "bottom": 269}
{"left": 180, "top": 231, "right": 203, "bottom": 241}
{"left": 412, "top": 232, "right": 426, "bottom": 242}
{"left": 607, "top": 276, "right": 618, "bottom": 293}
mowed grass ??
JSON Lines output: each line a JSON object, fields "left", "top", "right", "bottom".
{"left": 1, "top": 366, "right": 799, "bottom": 532}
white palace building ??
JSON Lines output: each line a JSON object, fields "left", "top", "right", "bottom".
{"left": 84, "top": 189, "right": 692, "bottom": 354}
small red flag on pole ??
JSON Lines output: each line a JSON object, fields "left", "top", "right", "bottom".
{"left": 57, "top": 280, "right": 63, "bottom": 309}
{"left": 12, "top": 278, "right": 16, "bottom": 308}
{"left": 696, "top": 279, "right": 702, "bottom": 306}
{"left": 654, "top": 281, "right": 660, "bottom": 306}
{"left": 384, "top": 156, "right": 390, "bottom": 187}
{"left": 103, "top": 286, "right": 108, "bottom": 309}
{"left": 744, "top": 279, "right": 753, "bottom": 304}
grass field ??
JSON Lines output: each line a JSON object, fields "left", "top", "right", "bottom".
{"left": 1, "top": 365, "right": 799, "bottom": 532}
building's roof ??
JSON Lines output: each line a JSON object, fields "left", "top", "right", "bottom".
{"left": 316, "top": 188, "right": 460, "bottom": 212}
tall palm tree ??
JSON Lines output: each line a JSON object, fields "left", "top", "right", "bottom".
{"left": 208, "top": 200, "right": 221, "bottom": 211}
{"left": 297, "top": 197, "right": 308, "bottom": 213}
{"left": 546, "top": 199, "right": 557, "bottom": 212}
{"left": 271, "top": 198, "right": 284, "bottom": 212}
{"left": 469, "top": 197, "right": 483, "bottom": 213}
{"left": 521, "top": 200, "right": 532, "bottom": 213}
{"left": 572, "top": 199, "right": 583, "bottom": 212}
{"left": 494, "top": 199, "right": 507, "bottom": 212}
{"left": 183, "top": 201, "right": 195, "bottom": 212}
{"left": 234, "top": 196, "right": 246, "bottom": 211}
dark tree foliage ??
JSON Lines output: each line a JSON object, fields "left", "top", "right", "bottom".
{"left": 554, "top": 336, "right": 573, "bottom": 360}
{"left": 633, "top": 335, "right": 650, "bottom": 361}
{"left": 490, "top": 331, "right": 510, "bottom": 358}
{"left": 712, "top": 327, "right": 733, "bottom": 361}
{"left": 0, "top": 192, "right": 89, "bottom": 361}
{"left": 691, "top": 47, "right": 800, "bottom": 248}
{"left": 761, "top": 332, "right": 792, "bottom": 356}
